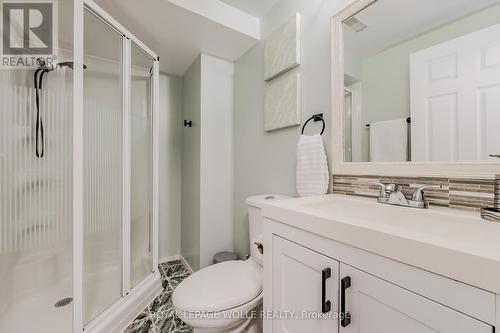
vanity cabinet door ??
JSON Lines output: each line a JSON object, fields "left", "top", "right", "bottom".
{"left": 339, "top": 264, "right": 493, "bottom": 333}
{"left": 271, "top": 235, "right": 339, "bottom": 333}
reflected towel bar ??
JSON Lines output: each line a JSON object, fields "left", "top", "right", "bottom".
{"left": 366, "top": 117, "right": 411, "bottom": 128}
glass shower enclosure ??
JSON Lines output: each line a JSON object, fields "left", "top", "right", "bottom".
{"left": 0, "top": 1, "right": 160, "bottom": 332}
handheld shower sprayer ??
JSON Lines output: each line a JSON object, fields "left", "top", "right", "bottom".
{"left": 33, "top": 58, "right": 87, "bottom": 158}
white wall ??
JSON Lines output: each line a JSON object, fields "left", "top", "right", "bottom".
{"left": 233, "top": 0, "right": 353, "bottom": 258}
{"left": 181, "top": 57, "right": 202, "bottom": 270}
{"left": 158, "top": 73, "right": 183, "bottom": 259}
{"left": 199, "top": 54, "right": 234, "bottom": 268}
{"left": 180, "top": 54, "right": 234, "bottom": 270}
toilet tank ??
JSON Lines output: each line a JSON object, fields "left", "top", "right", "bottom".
{"left": 246, "top": 195, "right": 291, "bottom": 263}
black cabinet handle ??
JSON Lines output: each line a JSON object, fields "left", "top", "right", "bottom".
{"left": 341, "top": 276, "right": 352, "bottom": 327}
{"left": 321, "top": 268, "right": 332, "bottom": 313}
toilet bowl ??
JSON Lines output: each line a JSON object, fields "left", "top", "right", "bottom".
{"left": 173, "top": 194, "right": 291, "bottom": 333}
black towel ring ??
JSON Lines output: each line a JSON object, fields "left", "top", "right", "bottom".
{"left": 301, "top": 113, "right": 325, "bottom": 135}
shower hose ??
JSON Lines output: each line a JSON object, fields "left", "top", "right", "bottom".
{"left": 33, "top": 68, "right": 46, "bottom": 158}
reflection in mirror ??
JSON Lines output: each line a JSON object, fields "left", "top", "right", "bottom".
{"left": 343, "top": 0, "right": 500, "bottom": 163}
{"left": 344, "top": 90, "right": 353, "bottom": 162}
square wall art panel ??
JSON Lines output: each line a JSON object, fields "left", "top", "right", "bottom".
{"left": 264, "top": 13, "right": 301, "bottom": 82}
{"left": 264, "top": 72, "right": 301, "bottom": 131}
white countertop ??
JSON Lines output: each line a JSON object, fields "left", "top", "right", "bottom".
{"left": 262, "top": 194, "right": 500, "bottom": 294}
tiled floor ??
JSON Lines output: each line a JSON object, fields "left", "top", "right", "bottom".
{"left": 125, "top": 260, "right": 193, "bottom": 333}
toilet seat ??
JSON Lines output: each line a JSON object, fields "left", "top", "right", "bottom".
{"left": 173, "top": 260, "right": 262, "bottom": 313}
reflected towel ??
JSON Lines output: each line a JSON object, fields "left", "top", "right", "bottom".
{"left": 370, "top": 118, "right": 408, "bottom": 162}
{"left": 296, "top": 134, "right": 329, "bottom": 197}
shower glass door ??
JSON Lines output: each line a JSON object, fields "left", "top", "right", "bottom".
{"left": 1, "top": 0, "right": 159, "bottom": 331}
{"left": 130, "top": 43, "right": 154, "bottom": 288}
{"left": 80, "top": 3, "right": 158, "bottom": 327}
{"left": 83, "top": 8, "right": 123, "bottom": 324}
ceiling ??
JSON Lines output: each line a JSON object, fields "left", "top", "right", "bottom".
{"left": 93, "top": 0, "right": 260, "bottom": 76}
{"left": 220, "top": 0, "right": 281, "bottom": 18}
{"left": 345, "top": 0, "right": 500, "bottom": 64}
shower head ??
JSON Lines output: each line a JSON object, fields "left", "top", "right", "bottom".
{"left": 36, "top": 58, "right": 87, "bottom": 71}
{"left": 57, "top": 61, "right": 88, "bottom": 70}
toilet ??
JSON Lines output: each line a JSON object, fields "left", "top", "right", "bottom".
{"left": 173, "top": 194, "right": 291, "bottom": 333}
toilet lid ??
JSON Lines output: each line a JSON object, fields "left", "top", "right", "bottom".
{"left": 173, "top": 260, "right": 262, "bottom": 313}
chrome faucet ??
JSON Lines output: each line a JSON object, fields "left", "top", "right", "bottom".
{"left": 369, "top": 182, "right": 442, "bottom": 209}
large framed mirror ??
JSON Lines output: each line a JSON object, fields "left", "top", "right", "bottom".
{"left": 332, "top": 0, "right": 500, "bottom": 177}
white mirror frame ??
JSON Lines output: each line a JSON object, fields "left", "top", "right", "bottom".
{"left": 331, "top": 0, "right": 500, "bottom": 178}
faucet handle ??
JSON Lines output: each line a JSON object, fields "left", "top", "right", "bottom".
{"left": 384, "top": 183, "right": 399, "bottom": 193}
{"left": 411, "top": 185, "right": 443, "bottom": 202}
{"left": 366, "top": 181, "right": 396, "bottom": 197}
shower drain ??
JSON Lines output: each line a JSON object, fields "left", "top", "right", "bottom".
{"left": 54, "top": 297, "right": 73, "bottom": 308}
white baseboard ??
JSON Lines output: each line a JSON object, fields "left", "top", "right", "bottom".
{"left": 159, "top": 254, "right": 194, "bottom": 274}
{"left": 84, "top": 271, "right": 162, "bottom": 333}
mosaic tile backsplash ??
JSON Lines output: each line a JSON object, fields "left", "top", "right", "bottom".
{"left": 332, "top": 174, "right": 496, "bottom": 210}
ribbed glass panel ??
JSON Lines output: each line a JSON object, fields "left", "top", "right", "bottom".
{"left": 130, "top": 43, "right": 153, "bottom": 288}
{"left": 0, "top": 77, "right": 72, "bottom": 254}
{"left": 83, "top": 7, "right": 123, "bottom": 324}
{"left": 83, "top": 98, "right": 122, "bottom": 235}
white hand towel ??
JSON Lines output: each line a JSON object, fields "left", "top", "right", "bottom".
{"left": 370, "top": 118, "right": 408, "bottom": 162}
{"left": 296, "top": 134, "right": 329, "bottom": 197}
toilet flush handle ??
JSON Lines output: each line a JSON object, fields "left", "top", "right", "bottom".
{"left": 254, "top": 242, "right": 264, "bottom": 255}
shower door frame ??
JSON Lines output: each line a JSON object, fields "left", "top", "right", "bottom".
{"left": 73, "top": 1, "right": 160, "bottom": 332}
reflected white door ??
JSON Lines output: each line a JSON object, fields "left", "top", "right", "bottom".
{"left": 410, "top": 23, "right": 500, "bottom": 161}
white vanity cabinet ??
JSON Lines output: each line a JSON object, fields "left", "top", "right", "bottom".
{"left": 264, "top": 219, "right": 497, "bottom": 333}
{"left": 340, "top": 264, "right": 492, "bottom": 333}
{"left": 271, "top": 235, "right": 339, "bottom": 333}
